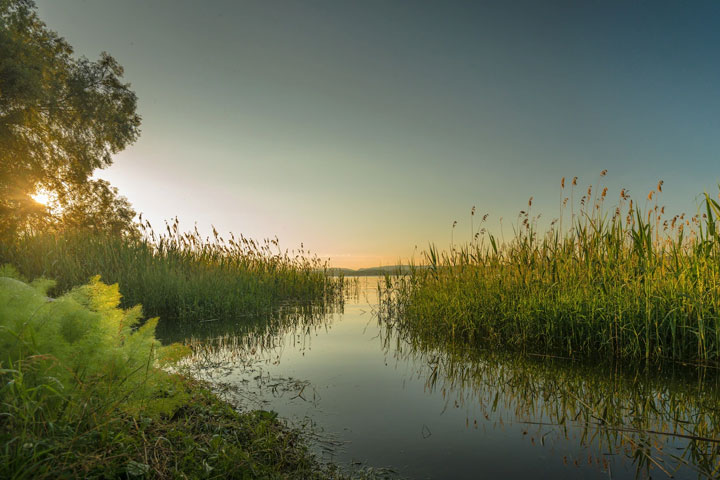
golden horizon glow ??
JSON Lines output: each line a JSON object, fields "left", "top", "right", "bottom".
{"left": 35, "top": 1, "right": 720, "bottom": 272}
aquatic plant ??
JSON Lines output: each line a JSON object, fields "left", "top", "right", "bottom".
{"left": 0, "top": 218, "right": 344, "bottom": 322}
{"left": 381, "top": 176, "right": 720, "bottom": 364}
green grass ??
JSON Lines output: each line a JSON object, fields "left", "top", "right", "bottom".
{"left": 0, "top": 219, "right": 344, "bottom": 322}
{"left": 381, "top": 178, "right": 720, "bottom": 364}
{"left": 0, "top": 270, "right": 351, "bottom": 479}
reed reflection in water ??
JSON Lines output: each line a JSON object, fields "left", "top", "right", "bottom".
{"left": 165, "top": 277, "right": 720, "bottom": 479}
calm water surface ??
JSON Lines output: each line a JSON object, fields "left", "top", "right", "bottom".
{"left": 159, "top": 277, "right": 720, "bottom": 479}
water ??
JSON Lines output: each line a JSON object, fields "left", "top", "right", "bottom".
{"left": 159, "top": 277, "right": 720, "bottom": 479}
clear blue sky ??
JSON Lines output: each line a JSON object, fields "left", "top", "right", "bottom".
{"left": 35, "top": 0, "right": 720, "bottom": 267}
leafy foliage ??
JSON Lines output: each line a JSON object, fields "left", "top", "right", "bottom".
{"left": 0, "top": 0, "right": 140, "bottom": 238}
{"left": 0, "top": 271, "right": 350, "bottom": 479}
{"left": 49, "top": 178, "right": 138, "bottom": 236}
{"left": 0, "top": 273, "right": 188, "bottom": 419}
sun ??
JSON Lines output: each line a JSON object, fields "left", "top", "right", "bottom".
{"left": 31, "top": 191, "right": 51, "bottom": 206}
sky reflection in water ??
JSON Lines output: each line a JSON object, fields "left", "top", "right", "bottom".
{"left": 161, "top": 277, "right": 720, "bottom": 479}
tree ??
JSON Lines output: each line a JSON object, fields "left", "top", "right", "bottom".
{"left": 56, "top": 179, "right": 137, "bottom": 236}
{"left": 0, "top": 0, "right": 141, "bottom": 238}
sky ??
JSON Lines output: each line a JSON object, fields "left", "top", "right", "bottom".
{"left": 34, "top": 0, "right": 720, "bottom": 268}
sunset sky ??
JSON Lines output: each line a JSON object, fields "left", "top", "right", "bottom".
{"left": 35, "top": 1, "right": 720, "bottom": 268}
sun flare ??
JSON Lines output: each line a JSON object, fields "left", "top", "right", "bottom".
{"left": 31, "top": 191, "right": 51, "bottom": 206}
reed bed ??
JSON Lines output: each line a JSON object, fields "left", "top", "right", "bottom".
{"left": 381, "top": 175, "right": 720, "bottom": 364}
{"left": 0, "top": 218, "right": 344, "bottom": 322}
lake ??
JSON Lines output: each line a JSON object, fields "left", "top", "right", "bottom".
{"left": 159, "top": 277, "right": 720, "bottom": 479}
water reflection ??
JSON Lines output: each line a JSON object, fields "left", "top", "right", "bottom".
{"left": 163, "top": 277, "right": 720, "bottom": 479}
{"left": 380, "top": 320, "right": 720, "bottom": 479}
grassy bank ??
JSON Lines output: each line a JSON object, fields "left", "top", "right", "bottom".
{"left": 0, "top": 220, "right": 343, "bottom": 322}
{"left": 381, "top": 179, "right": 720, "bottom": 364}
{"left": 0, "top": 270, "right": 347, "bottom": 479}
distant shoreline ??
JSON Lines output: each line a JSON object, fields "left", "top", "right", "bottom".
{"left": 325, "top": 265, "right": 425, "bottom": 276}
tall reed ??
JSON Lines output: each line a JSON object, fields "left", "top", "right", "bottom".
{"left": 0, "top": 218, "right": 344, "bottom": 322}
{"left": 382, "top": 177, "right": 720, "bottom": 364}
